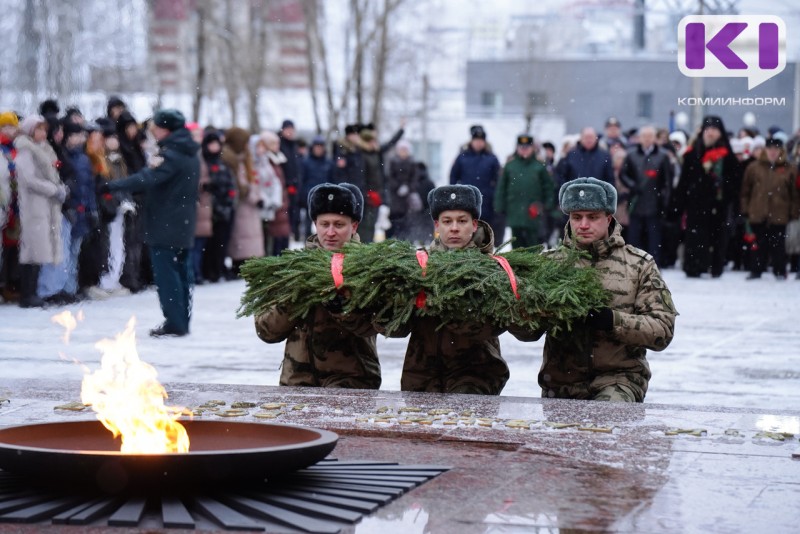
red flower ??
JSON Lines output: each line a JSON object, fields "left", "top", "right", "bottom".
{"left": 527, "top": 204, "right": 539, "bottom": 219}
{"left": 54, "top": 160, "right": 62, "bottom": 169}
{"left": 701, "top": 147, "right": 729, "bottom": 164}
{"left": 287, "top": 185, "right": 298, "bottom": 195}
{"left": 102, "top": 193, "right": 113, "bottom": 201}
{"left": 228, "top": 190, "right": 236, "bottom": 198}
{"left": 210, "top": 164, "right": 219, "bottom": 172}
{"left": 645, "top": 169, "right": 658, "bottom": 178}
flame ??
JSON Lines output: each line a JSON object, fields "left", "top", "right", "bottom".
{"left": 52, "top": 310, "right": 83, "bottom": 344}
{"left": 80, "top": 316, "right": 189, "bottom": 454}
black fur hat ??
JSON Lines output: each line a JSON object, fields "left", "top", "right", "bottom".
{"left": 308, "top": 183, "right": 363, "bottom": 222}
{"left": 338, "top": 183, "right": 364, "bottom": 222}
{"left": 428, "top": 184, "right": 482, "bottom": 220}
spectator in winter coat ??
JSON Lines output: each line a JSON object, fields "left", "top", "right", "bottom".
{"left": 449, "top": 125, "right": 503, "bottom": 240}
{"left": 619, "top": 125, "right": 674, "bottom": 266}
{"left": 386, "top": 140, "right": 421, "bottom": 240}
{"left": 225, "top": 127, "right": 264, "bottom": 275}
{"left": 13, "top": 115, "right": 67, "bottom": 308}
{"left": 257, "top": 131, "right": 290, "bottom": 256}
{"left": 115, "top": 110, "right": 148, "bottom": 293}
{"left": 0, "top": 111, "right": 20, "bottom": 303}
{"left": 39, "top": 121, "right": 98, "bottom": 304}
{"left": 510, "top": 177, "right": 677, "bottom": 402}
{"left": 255, "top": 182, "right": 382, "bottom": 389}
{"left": 670, "top": 115, "right": 740, "bottom": 278}
{"left": 332, "top": 124, "right": 366, "bottom": 191}
{"left": 96, "top": 123, "right": 130, "bottom": 296}
{"left": 101, "top": 109, "right": 200, "bottom": 337}
{"left": 557, "top": 127, "right": 615, "bottom": 187}
{"left": 191, "top": 124, "right": 212, "bottom": 285}
{"left": 740, "top": 137, "right": 800, "bottom": 280}
{"left": 300, "top": 136, "right": 333, "bottom": 239}
{"left": 78, "top": 123, "right": 115, "bottom": 297}
{"left": 493, "top": 134, "right": 555, "bottom": 248}
{"left": 356, "top": 122, "right": 404, "bottom": 244}
{"left": 201, "top": 131, "right": 236, "bottom": 282}
{"left": 390, "top": 184, "right": 510, "bottom": 394}
{"left": 278, "top": 119, "right": 303, "bottom": 240}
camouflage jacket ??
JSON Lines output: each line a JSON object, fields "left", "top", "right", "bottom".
{"left": 512, "top": 219, "right": 677, "bottom": 401}
{"left": 393, "top": 220, "right": 510, "bottom": 394}
{"left": 254, "top": 234, "right": 382, "bottom": 389}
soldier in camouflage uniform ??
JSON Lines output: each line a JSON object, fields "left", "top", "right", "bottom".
{"left": 254, "top": 183, "right": 382, "bottom": 388}
{"left": 391, "top": 184, "right": 510, "bottom": 394}
{"left": 511, "top": 177, "right": 677, "bottom": 402}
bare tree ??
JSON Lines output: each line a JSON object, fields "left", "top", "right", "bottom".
{"left": 369, "top": 0, "right": 403, "bottom": 127}
{"left": 242, "top": 0, "right": 270, "bottom": 132}
{"left": 192, "top": 0, "right": 209, "bottom": 122}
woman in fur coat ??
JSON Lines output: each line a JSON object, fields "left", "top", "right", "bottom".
{"left": 14, "top": 115, "right": 67, "bottom": 307}
{"left": 224, "top": 127, "right": 264, "bottom": 275}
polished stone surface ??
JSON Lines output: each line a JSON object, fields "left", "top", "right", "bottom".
{"left": 0, "top": 379, "right": 799, "bottom": 533}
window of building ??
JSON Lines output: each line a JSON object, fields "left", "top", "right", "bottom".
{"left": 527, "top": 91, "right": 547, "bottom": 109}
{"left": 637, "top": 92, "right": 653, "bottom": 119}
{"left": 481, "top": 91, "right": 502, "bottom": 110}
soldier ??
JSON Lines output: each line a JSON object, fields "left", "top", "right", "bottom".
{"left": 494, "top": 134, "right": 555, "bottom": 248}
{"left": 510, "top": 177, "right": 677, "bottom": 402}
{"left": 254, "top": 182, "right": 382, "bottom": 389}
{"left": 392, "top": 184, "right": 510, "bottom": 394}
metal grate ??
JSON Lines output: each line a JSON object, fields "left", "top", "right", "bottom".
{"left": 0, "top": 460, "right": 450, "bottom": 532}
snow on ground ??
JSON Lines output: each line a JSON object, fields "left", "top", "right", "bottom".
{"left": 1, "top": 268, "right": 798, "bottom": 412}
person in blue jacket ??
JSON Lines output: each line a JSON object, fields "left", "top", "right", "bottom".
{"left": 449, "top": 125, "right": 503, "bottom": 241}
{"left": 101, "top": 109, "right": 200, "bottom": 337}
{"left": 557, "top": 126, "right": 615, "bottom": 187}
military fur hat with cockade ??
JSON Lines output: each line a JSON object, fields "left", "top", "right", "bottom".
{"left": 308, "top": 182, "right": 363, "bottom": 222}
{"left": 559, "top": 177, "right": 617, "bottom": 215}
{"left": 428, "top": 184, "right": 483, "bottom": 220}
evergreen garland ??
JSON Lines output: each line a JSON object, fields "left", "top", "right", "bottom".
{"left": 238, "top": 240, "right": 609, "bottom": 336}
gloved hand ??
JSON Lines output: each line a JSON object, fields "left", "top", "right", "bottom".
{"left": 367, "top": 190, "right": 382, "bottom": 208}
{"left": 397, "top": 184, "right": 410, "bottom": 197}
{"left": 585, "top": 307, "right": 614, "bottom": 331}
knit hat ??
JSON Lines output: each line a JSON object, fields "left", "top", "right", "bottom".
{"left": 152, "top": 109, "right": 186, "bottom": 131}
{"left": 0, "top": 111, "right": 19, "bottom": 128}
{"left": 19, "top": 114, "right": 46, "bottom": 137}
{"left": 308, "top": 183, "right": 362, "bottom": 222}
{"left": 470, "top": 124, "right": 486, "bottom": 140}
{"left": 281, "top": 119, "right": 295, "bottom": 130}
{"left": 559, "top": 177, "right": 617, "bottom": 215}
{"left": 428, "top": 184, "right": 482, "bottom": 220}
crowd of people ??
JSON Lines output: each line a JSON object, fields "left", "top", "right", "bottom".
{"left": 1, "top": 95, "right": 797, "bottom": 330}
{"left": 453, "top": 115, "right": 800, "bottom": 281}
{"left": 0, "top": 97, "right": 439, "bottom": 319}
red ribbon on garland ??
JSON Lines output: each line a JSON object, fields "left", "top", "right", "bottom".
{"left": 415, "top": 250, "right": 429, "bottom": 309}
{"left": 491, "top": 255, "right": 520, "bottom": 299}
{"left": 330, "top": 253, "right": 345, "bottom": 289}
